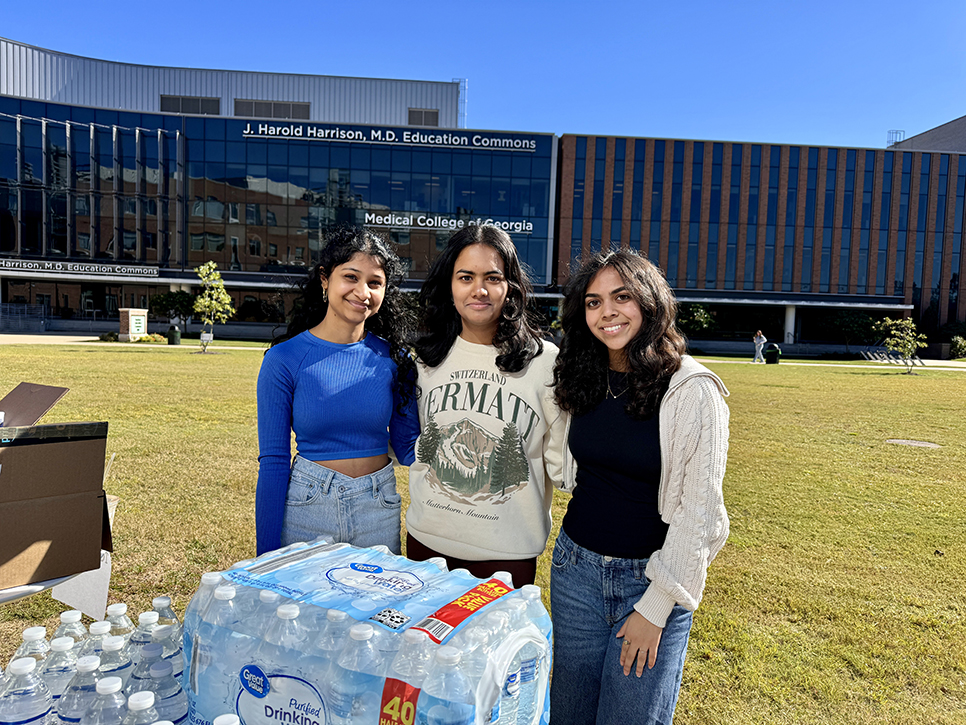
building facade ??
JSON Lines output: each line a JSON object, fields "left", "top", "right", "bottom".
{"left": 557, "top": 135, "right": 966, "bottom": 340}
{"left": 2, "top": 36, "right": 965, "bottom": 339}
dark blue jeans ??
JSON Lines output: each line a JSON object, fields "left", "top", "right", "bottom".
{"left": 549, "top": 528, "right": 693, "bottom": 724}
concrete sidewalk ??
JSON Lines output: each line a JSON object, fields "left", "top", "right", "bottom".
{"left": 0, "top": 333, "right": 265, "bottom": 351}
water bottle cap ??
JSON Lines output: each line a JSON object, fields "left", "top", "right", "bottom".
{"left": 139, "top": 611, "right": 160, "bottom": 625}
{"left": 276, "top": 604, "right": 300, "bottom": 620}
{"left": 152, "top": 596, "right": 172, "bottom": 608}
{"left": 435, "top": 646, "right": 462, "bottom": 665}
{"left": 402, "top": 628, "right": 429, "bottom": 644}
{"left": 90, "top": 621, "right": 112, "bottom": 635}
{"left": 520, "top": 584, "right": 541, "bottom": 599}
{"left": 7, "top": 657, "right": 37, "bottom": 675}
{"left": 106, "top": 603, "right": 128, "bottom": 616}
{"left": 152, "top": 625, "right": 175, "bottom": 641}
{"left": 51, "top": 636, "right": 75, "bottom": 652}
{"left": 76, "top": 655, "right": 101, "bottom": 672}
{"left": 492, "top": 570, "right": 514, "bottom": 587}
{"left": 128, "top": 691, "right": 155, "bottom": 710}
{"left": 259, "top": 590, "right": 281, "bottom": 603}
{"left": 214, "top": 585, "right": 236, "bottom": 600}
{"left": 96, "top": 677, "right": 123, "bottom": 694}
{"left": 213, "top": 716, "right": 241, "bottom": 725}
{"left": 149, "top": 661, "right": 173, "bottom": 678}
{"left": 61, "top": 610, "right": 83, "bottom": 624}
{"left": 140, "top": 643, "right": 163, "bottom": 660}
{"left": 326, "top": 609, "right": 348, "bottom": 622}
{"left": 200, "top": 572, "right": 223, "bottom": 586}
{"left": 349, "top": 623, "right": 374, "bottom": 641}
{"left": 22, "top": 626, "right": 47, "bottom": 642}
{"left": 102, "top": 636, "right": 125, "bottom": 652}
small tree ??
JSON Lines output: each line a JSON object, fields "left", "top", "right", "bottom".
{"left": 830, "top": 310, "right": 876, "bottom": 353}
{"left": 677, "top": 303, "right": 714, "bottom": 338}
{"left": 193, "top": 262, "right": 235, "bottom": 353}
{"left": 148, "top": 291, "right": 196, "bottom": 333}
{"left": 876, "top": 317, "right": 928, "bottom": 374}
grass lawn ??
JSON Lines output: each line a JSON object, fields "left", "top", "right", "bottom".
{"left": 0, "top": 345, "right": 964, "bottom": 723}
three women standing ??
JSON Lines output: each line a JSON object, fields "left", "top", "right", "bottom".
{"left": 549, "top": 250, "right": 730, "bottom": 724}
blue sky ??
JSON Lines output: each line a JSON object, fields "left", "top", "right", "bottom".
{"left": 5, "top": 0, "right": 966, "bottom": 148}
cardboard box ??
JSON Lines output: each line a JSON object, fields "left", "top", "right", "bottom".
{"left": 0, "top": 383, "right": 112, "bottom": 590}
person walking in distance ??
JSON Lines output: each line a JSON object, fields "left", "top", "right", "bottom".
{"left": 753, "top": 330, "right": 767, "bottom": 363}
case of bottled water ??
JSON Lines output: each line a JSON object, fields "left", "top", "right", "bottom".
{"left": 182, "top": 540, "right": 551, "bottom": 725}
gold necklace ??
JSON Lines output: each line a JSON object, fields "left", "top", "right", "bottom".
{"left": 606, "top": 370, "right": 628, "bottom": 398}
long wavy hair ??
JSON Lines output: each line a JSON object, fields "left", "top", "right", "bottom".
{"left": 414, "top": 225, "right": 544, "bottom": 373}
{"left": 553, "top": 250, "right": 686, "bottom": 419}
{"left": 274, "top": 224, "right": 417, "bottom": 409}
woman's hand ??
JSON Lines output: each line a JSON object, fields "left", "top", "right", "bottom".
{"left": 616, "top": 611, "right": 663, "bottom": 676}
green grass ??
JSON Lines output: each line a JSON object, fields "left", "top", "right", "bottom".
{"left": 1, "top": 346, "right": 964, "bottom": 723}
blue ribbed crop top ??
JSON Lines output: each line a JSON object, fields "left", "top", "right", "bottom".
{"left": 255, "top": 330, "right": 419, "bottom": 553}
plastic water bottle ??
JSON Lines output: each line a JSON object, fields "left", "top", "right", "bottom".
{"left": 40, "top": 637, "right": 78, "bottom": 702}
{"left": 106, "top": 606, "right": 135, "bottom": 642}
{"left": 144, "top": 662, "right": 187, "bottom": 725}
{"left": 124, "top": 644, "right": 163, "bottom": 697}
{"left": 122, "top": 691, "right": 158, "bottom": 725}
{"left": 0, "top": 658, "right": 52, "bottom": 725}
{"left": 55, "top": 612, "right": 89, "bottom": 647}
{"left": 98, "top": 637, "right": 133, "bottom": 689}
{"left": 180, "top": 572, "right": 223, "bottom": 699}
{"left": 80, "top": 677, "right": 127, "bottom": 725}
{"left": 239, "top": 589, "right": 281, "bottom": 638}
{"left": 389, "top": 629, "right": 434, "bottom": 688}
{"left": 11, "top": 627, "right": 50, "bottom": 665}
{"left": 327, "top": 624, "right": 385, "bottom": 725}
{"left": 494, "top": 600, "right": 526, "bottom": 725}
{"left": 256, "top": 604, "right": 306, "bottom": 671}
{"left": 149, "top": 627, "right": 182, "bottom": 683}
{"left": 515, "top": 586, "right": 551, "bottom": 725}
{"left": 151, "top": 599, "right": 180, "bottom": 640}
{"left": 54, "top": 656, "right": 102, "bottom": 725}
{"left": 415, "top": 646, "right": 475, "bottom": 725}
{"left": 128, "top": 614, "right": 160, "bottom": 664}
{"left": 78, "top": 623, "right": 113, "bottom": 659}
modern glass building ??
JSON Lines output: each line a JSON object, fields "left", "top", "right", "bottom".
{"left": 0, "top": 38, "right": 555, "bottom": 322}
{"left": 557, "top": 135, "right": 966, "bottom": 340}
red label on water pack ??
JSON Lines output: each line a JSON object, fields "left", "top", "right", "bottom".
{"left": 379, "top": 677, "right": 420, "bottom": 725}
{"left": 411, "top": 578, "right": 513, "bottom": 643}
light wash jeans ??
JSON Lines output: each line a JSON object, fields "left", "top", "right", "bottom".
{"left": 280, "top": 455, "right": 401, "bottom": 553}
{"left": 549, "top": 528, "right": 693, "bottom": 725}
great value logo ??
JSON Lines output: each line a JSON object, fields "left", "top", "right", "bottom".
{"left": 327, "top": 563, "right": 425, "bottom": 596}
{"left": 240, "top": 664, "right": 269, "bottom": 698}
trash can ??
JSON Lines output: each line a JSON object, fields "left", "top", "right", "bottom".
{"left": 764, "top": 343, "right": 781, "bottom": 364}
{"left": 166, "top": 325, "right": 181, "bottom": 345}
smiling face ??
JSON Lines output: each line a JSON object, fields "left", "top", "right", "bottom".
{"left": 584, "top": 265, "right": 644, "bottom": 371}
{"left": 320, "top": 252, "right": 387, "bottom": 339}
{"left": 451, "top": 243, "right": 509, "bottom": 344}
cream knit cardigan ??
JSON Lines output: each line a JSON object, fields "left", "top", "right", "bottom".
{"left": 560, "top": 355, "right": 730, "bottom": 628}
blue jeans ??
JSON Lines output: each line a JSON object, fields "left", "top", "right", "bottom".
{"left": 280, "top": 455, "right": 402, "bottom": 553}
{"left": 549, "top": 528, "right": 693, "bottom": 725}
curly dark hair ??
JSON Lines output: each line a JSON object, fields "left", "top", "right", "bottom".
{"left": 414, "top": 224, "right": 544, "bottom": 373}
{"left": 273, "top": 224, "right": 417, "bottom": 409}
{"left": 553, "top": 250, "right": 685, "bottom": 419}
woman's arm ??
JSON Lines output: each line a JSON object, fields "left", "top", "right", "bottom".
{"left": 636, "top": 376, "right": 730, "bottom": 627}
{"left": 255, "top": 351, "right": 296, "bottom": 555}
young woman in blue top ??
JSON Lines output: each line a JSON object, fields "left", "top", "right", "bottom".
{"left": 255, "top": 226, "right": 420, "bottom": 556}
